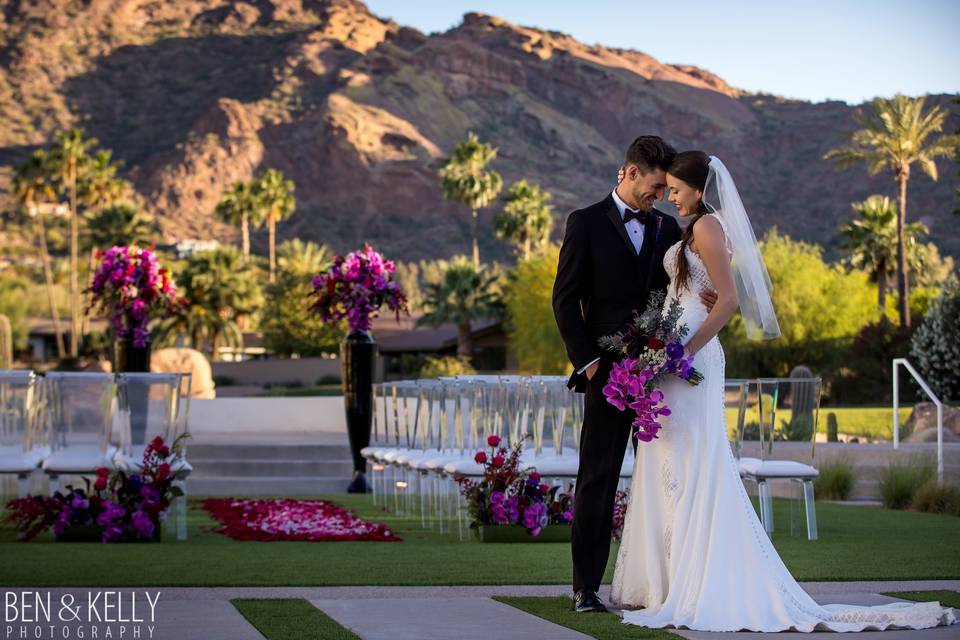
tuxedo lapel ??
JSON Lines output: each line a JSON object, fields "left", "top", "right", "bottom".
{"left": 640, "top": 210, "right": 666, "bottom": 297}
{"left": 603, "top": 196, "right": 641, "bottom": 261}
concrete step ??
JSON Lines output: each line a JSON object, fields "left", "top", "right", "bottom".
{"left": 189, "top": 459, "right": 356, "bottom": 477}
{"left": 187, "top": 443, "right": 352, "bottom": 460}
{"left": 187, "top": 476, "right": 354, "bottom": 496}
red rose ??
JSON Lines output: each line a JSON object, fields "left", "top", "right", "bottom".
{"left": 474, "top": 451, "right": 488, "bottom": 464}
{"left": 149, "top": 436, "right": 166, "bottom": 452}
{"left": 491, "top": 455, "right": 505, "bottom": 469}
{"left": 648, "top": 337, "right": 665, "bottom": 350}
{"left": 94, "top": 476, "right": 107, "bottom": 491}
{"left": 539, "top": 483, "right": 550, "bottom": 494}
{"left": 529, "top": 471, "right": 541, "bottom": 482}
{"left": 487, "top": 434, "right": 501, "bottom": 448}
{"left": 95, "top": 466, "right": 109, "bottom": 478}
{"left": 156, "top": 463, "right": 171, "bottom": 482}
{"left": 157, "top": 445, "right": 170, "bottom": 458}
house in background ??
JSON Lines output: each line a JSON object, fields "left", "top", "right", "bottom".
{"left": 372, "top": 313, "right": 513, "bottom": 378}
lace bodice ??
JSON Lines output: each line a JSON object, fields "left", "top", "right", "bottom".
{"left": 663, "top": 213, "right": 733, "bottom": 303}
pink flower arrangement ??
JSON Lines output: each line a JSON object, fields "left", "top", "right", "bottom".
{"left": 602, "top": 358, "right": 673, "bottom": 442}
{"left": 4, "top": 435, "right": 188, "bottom": 543}
{"left": 86, "top": 246, "right": 181, "bottom": 347}
{"left": 456, "top": 439, "right": 575, "bottom": 537}
{"left": 199, "top": 498, "right": 399, "bottom": 542}
{"left": 309, "top": 244, "right": 408, "bottom": 333}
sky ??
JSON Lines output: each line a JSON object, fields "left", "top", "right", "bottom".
{"left": 364, "top": 0, "right": 959, "bottom": 105}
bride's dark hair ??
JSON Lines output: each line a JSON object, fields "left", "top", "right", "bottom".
{"left": 669, "top": 150, "right": 711, "bottom": 293}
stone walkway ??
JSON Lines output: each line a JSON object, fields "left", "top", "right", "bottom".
{"left": 3, "top": 581, "right": 957, "bottom": 639}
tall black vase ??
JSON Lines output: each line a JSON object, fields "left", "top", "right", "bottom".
{"left": 114, "top": 338, "right": 151, "bottom": 445}
{"left": 341, "top": 330, "right": 376, "bottom": 493}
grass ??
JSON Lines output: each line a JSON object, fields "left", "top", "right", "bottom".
{"left": 494, "top": 596, "right": 674, "bottom": 639}
{"left": 880, "top": 591, "right": 960, "bottom": 608}
{"left": 1, "top": 494, "right": 958, "bottom": 586}
{"left": 232, "top": 599, "right": 360, "bottom": 640}
{"left": 725, "top": 406, "right": 913, "bottom": 441}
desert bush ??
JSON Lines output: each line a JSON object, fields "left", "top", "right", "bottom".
{"left": 911, "top": 480, "right": 960, "bottom": 516}
{"left": 813, "top": 457, "right": 856, "bottom": 501}
{"left": 879, "top": 455, "right": 937, "bottom": 510}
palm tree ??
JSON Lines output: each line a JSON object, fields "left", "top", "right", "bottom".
{"left": 85, "top": 203, "right": 156, "bottom": 250}
{"left": 47, "top": 128, "right": 96, "bottom": 357}
{"left": 439, "top": 133, "right": 503, "bottom": 269}
{"left": 276, "top": 238, "right": 329, "bottom": 275}
{"left": 417, "top": 256, "right": 502, "bottom": 362}
{"left": 78, "top": 149, "right": 128, "bottom": 210}
{"left": 824, "top": 94, "right": 959, "bottom": 327}
{"left": 215, "top": 179, "right": 262, "bottom": 264}
{"left": 157, "top": 247, "right": 263, "bottom": 360}
{"left": 495, "top": 180, "right": 554, "bottom": 259}
{"left": 254, "top": 168, "right": 296, "bottom": 283}
{"left": 838, "top": 195, "right": 927, "bottom": 311}
{"left": 12, "top": 150, "right": 66, "bottom": 358}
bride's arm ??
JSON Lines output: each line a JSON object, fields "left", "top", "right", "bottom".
{"left": 683, "top": 216, "right": 738, "bottom": 356}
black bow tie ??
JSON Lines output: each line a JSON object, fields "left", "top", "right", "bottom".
{"left": 623, "top": 208, "right": 649, "bottom": 225}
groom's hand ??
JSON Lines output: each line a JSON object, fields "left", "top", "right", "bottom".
{"left": 585, "top": 361, "right": 599, "bottom": 381}
{"left": 700, "top": 289, "right": 718, "bottom": 311}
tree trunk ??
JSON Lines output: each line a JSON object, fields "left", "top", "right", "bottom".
{"left": 35, "top": 217, "right": 65, "bottom": 359}
{"left": 522, "top": 237, "right": 531, "bottom": 261}
{"left": 896, "top": 172, "right": 910, "bottom": 328}
{"left": 471, "top": 208, "right": 479, "bottom": 269}
{"left": 457, "top": 322, "right": 473, "bottom": 361}
{"left": 69, "top": 166, "right": 80, "bottom": 358}
{"left": 241, "top": 213, "right": 250, "bottom": 264}
{"left": 268, "top": 216, "right": 277, "bottom": 283}
{"left": 211, "top": 330, "right": 220, "bottom": 362}
{"left": 876, "top": 256, "right": 888, "bottom": 311}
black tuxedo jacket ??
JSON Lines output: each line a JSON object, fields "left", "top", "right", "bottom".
{"left": 552, "top": 194, "right": 682, "bottom": 392}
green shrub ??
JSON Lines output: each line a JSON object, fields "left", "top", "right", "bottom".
{"left": 879, "top": 455, "right": 937, "bottom": 510}
{"left": 814, "top": 457, "right": 856, "bottom": 500}
{"left": 419, "top": 356, "right": 476, "bottom": 379}
{"left": 911, "top": 480, "right": 960, "bottom": 516}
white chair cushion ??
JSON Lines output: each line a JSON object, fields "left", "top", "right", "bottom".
{"left": 443, "top": 458, "right": 486, "bottom": 476}
{"left": 0, "top": 446, "right": 49, "bottom": 474}
{"left": 522, "top": 456, "right": 579, "bottom": 476}
{"left": 739, "top": 458, "right": 819, "bottom": 479}
{"left": 381, "top": 448, "right": 408, "bottom": 463}
{"left": 42, "top": 446, "right": 117, "bottom": 474}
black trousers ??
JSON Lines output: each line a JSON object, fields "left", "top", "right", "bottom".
{"left": 571, "top": 358, "right": 636, "bottom": 594}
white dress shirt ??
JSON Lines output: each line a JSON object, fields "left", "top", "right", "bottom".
{"left": 577, "top": 189, "right": 647, "bottom": 375}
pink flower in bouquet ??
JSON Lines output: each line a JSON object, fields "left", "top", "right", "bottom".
{"left": 94, "top": 476, "right": 107, "bottom": 491}
{"left": 529, "top": 471, "right": 541, "bottom": 482}
{"left": 491, "top": 455, "right": 505, "bottom": 469}
{"left": 474, "top": 451, "right": 488, "bottom": 464}
{"left": 130, "top": 511, "right": 155, "bottom": 539}
{"left": 487, "top": 434, "right": 501, "bottom": 447}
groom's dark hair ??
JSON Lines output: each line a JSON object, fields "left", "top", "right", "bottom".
{"left": 625, "top": 136, "right": 676, "bottom": 174}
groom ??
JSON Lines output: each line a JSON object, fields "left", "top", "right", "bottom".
{"left": 552, "top": 136, "right": 716, "bottom": 613}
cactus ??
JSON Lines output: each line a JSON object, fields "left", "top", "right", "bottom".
{"left": 0, "top": 314, "right": 12, "bottom": 369}
{"left": 826, "top": 412, "right": 839, "bottom": 442}
{"left": 785, "top": 365, "right": 816, "bottom": 441}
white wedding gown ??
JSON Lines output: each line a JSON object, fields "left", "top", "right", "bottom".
{"left": 610, "top": 217, "right": 957, "bottom": 632}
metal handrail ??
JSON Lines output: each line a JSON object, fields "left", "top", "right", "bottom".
{"left": 892, "top": 358, "right": 944, "bottom": 481}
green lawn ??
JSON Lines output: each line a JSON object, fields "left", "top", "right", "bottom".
{"left": 232, "top": 599, "right": 360, "bottom": 640}
{"left": 881, "top": 591, "right": 960, "bottom": 608}
{"left": 1, "top": 494, "right": 957, "bottom": 586}
{"left": 495, "top": 596, "right": 674, "bottom": 639}
{"left": 726, "top": 405, "right": 913, "bottom": 441}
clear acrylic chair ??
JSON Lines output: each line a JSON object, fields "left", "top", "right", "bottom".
{"left": 41, "top": 372, "right": 117, "bottom": 494}
{"left": 0, "top": 370, "right": 46, "bottom": 498}
{"left": 737, "top": 376, "right": 822, "bottom": 540}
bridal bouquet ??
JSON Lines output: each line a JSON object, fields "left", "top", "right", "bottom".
{"left": 86, "top": 246, "right": 181, "bottom": 348}
{"left": 597, "top": 291, "right": 703, "bottom": 442}
{"left": 308, "top": 244, "right": 407, "bottom": 333}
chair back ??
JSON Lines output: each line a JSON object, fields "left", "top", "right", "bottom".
{"left": 754, "top": 376, "right": 822, "bottom": 461}
{"left": 116, "top": 372, "right": 182, "bottom": 460}
{"left": 0, "top": 370, "right": 39, "bottom": 452}
{"left": 43, "top": 372, "right": 116, "bottom": 454}
{"left": 725, "top": 379, "right": 750, "bottom": 459}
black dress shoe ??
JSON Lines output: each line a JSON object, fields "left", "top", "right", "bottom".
{"left": 573, "top": 590, "right": 607, "bottom": 613}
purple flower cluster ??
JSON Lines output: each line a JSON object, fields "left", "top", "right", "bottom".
{"left": 603, "top": 358, "right": 672, "bottom": 442}
{"left": 86, "top": 246, "right": 180, "bottom": 347}
{"left": 309, "top": 244, "right": 407, "bottom": 333}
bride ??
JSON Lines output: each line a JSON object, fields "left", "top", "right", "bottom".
{"left": 609, "top": 151, "right": 957, "bottom": 632}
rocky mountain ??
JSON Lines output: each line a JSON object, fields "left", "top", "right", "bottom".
{"left": 1, "top": 0, "right": 957, "bottom": 261}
